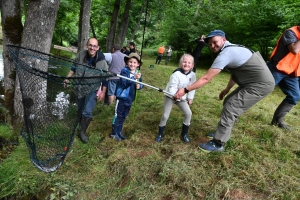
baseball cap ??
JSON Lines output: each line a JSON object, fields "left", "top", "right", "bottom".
{"left": 204, "top": 30, "right": 226, "bottom": 43}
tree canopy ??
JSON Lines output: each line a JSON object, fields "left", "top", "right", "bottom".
{"left": 51, "top": 0, "right": 300, "bottom": 58}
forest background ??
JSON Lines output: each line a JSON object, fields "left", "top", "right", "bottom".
{"left": 0, "top": 0, "right": 300, "bottom": 199}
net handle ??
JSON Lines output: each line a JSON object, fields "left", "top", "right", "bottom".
{"left": 110, "top": 72, "right": 174, "bottom": 97}
{"left": 7, "top": 44, "right": 113, "bottom": 79}
{"left": 30, "top": 67, "right": 113, "bottom": 80}
{"left": 7, "top": 44, "right": 78, "bottom": 65}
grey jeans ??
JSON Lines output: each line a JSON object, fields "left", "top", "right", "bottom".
{"left": 214, "top": 83, "right": 274, "bottom": 143}
{"left": 159, "top": 96, "right": 192, "bottom": 126}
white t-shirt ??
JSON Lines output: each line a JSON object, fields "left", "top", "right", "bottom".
{"left": 103, "top": 53, "right": 112, "bottom": 66}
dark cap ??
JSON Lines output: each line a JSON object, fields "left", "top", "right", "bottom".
{"left": 204, "top": 30, "right": 226, "bottom": 43}
{"left": 124, "top": 53, "right": 142, "bottom": 66}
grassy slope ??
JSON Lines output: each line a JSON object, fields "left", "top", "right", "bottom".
{"left": 0, "top": 55, "right": 300, "bottom": 199}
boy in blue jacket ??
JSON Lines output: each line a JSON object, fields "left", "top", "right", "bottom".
{"left": 111, "top": 53, "right": 143, "bottom": 141}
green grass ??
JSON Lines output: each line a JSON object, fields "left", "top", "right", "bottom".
{"left": 1, "top": 56, "right": 300, "bottom": 199}
{"left": 0, "top": 124, "right": 13, "bottom": 139}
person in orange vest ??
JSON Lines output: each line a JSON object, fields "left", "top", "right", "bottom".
{"left": 155, "top": 45, "right": 165, "bottom": 64}
{"left": 267, "top": 25, "right": 300, "bottom": 130}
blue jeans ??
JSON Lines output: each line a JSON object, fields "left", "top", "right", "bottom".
{"left": 77, "top": 90, "right": 97, "bottom": 118}
{"left": 108, "top": 79, "right": 119, "bottom": 96}
{"left": 115, "top": 100, "right": 131, "bottom": 126}
{"left": 267, "top": 61, "right": 300, "bottom": 105}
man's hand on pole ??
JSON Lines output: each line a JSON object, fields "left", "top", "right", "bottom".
{"left": 174, "top": 88, "right": 185, "bottom": 100}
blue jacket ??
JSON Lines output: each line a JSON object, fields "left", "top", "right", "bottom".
{"left": 115, "top": 67, "right": 143, "bottom": 106}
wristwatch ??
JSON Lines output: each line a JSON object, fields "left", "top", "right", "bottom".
{"left": 184, "top": 87, "right": 189, "bottom": 93}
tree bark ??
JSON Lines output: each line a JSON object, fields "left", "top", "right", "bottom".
{"left": 128, "top": 0, "right": 147, "bottom": 43}
{"left": 1, "top": 0, "right": 23, "bottom": 125}
{"left": 194, "top": 0, "right": 202, "bottom": 18}
{"left": 115, "top": 0, "right": 131, "bottom": 46}
{"left": 90, "top": 18, "right": 97, "bottom": 39}
{"left": 13, "top": 0, "right": 60, "bottom": 121}
{"left": 21, "top": 1, "right": 60, "bottom": 52}
{"left": 106, "top": 0, "right": 121, "bottom": 52}
{"left": 78, "top": 0, "right": 91, "bottom": 52}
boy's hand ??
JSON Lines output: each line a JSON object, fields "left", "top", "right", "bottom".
{"left": 134, "top": 73, "right": 141, "bottom": 79}
{"left": 97, "top": 92, "right": 105, "bottom": 102}
{"left": 63, "top": 79, "right": 70, "bottom": 88}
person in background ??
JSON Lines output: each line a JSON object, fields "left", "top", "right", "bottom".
{"left": 267, "top": 25, "right": 300, "bottom": 130}
{"left": 103, "top": 52, "right": 112, "bottom": 66}
{"left": 121, "top": 46, "right": 130, "bottom": 56}
{"left": 111, "top": 53, "right": 143, "bottom": 141}
{"left": 192, "top": 35, "right": 206, "bottom": 72}
{"left": 165, "top": 46, "right": 172, "bottom": 65}
{"left": 129, "top": 42, "right": 136, "bottom": 54}
{"left": 64, "top": 38, "right": 109, "bottom": 143}
{"left": 175, "top": 30, "right": 274, "bottom": 152}
{"left": 107, "top": 44, "right": 127, "bottom": 105}
{"left": 97, "top": 52, "right": 112, "bottom": 102}
{"left": 155, "top": 44, "right": 165, "bottom": 64}
{"left": 136, "top": 48, "right": 141, "bottom": 56}
{"left": 156, "top": 54, "right": 196, "bottom": 143}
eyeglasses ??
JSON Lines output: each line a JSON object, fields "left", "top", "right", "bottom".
{"left": 88, "top": 44, "right": 98, "bottom": 49}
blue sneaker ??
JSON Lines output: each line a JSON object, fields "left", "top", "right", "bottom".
{"left": 110, "top": 132, "right": 125, "bottom": 140}
{"left": 110, "top": 133, "right": 115, "bottom": 138}
{"left": 118, "top": 132, "right": 127, "bottom": 140}
{"left": 112, "top": 134, "right": 122, "bottom": 141}
{"left": 206, "top": 132, "right": 215, "bottom": 139}
{"left": 198, "top": 140, "right": 225, "bottom": 153}
{"left": 110, "top": 132, "right": 122, "bottom": 141}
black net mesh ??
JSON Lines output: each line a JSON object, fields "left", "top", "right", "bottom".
{"left": 7, "top": 45, "right": 113, "bottom": 172}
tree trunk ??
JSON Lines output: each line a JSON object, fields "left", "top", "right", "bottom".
{"left": 1, "top": 0, "right": 23, "bottom": 125}
{"left": 90, "top": 18, "right": 97, "bottom": 39}
{"left": 194, "top": 0, "right": 201, "bottom": 18}
{"left": 115, "top": 0, "right": 131, "bottom": 46}
{"left": 78, "top": 0, "right": 91, "bottom": 53}
{"left": 128, "top": 18, "right": 141, "bottom": 43}
{"left": 13, "top": 0, "right": 60, "bottom": 121}
{"left": 128, "top": 0, "right": 147, "bottom": 43}
{"left": 106, "top": 0, "right": 121, "bottom": 52}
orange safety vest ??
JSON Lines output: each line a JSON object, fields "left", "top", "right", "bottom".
{"left": 270, "top": 26, "right": 300, "bottom": 76}
{"left": 158, "top": 46, "right": 165, "bottom": 54}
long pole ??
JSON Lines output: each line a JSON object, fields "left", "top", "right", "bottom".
{"left": 113, "top": 73, "right": 174, "bottom": 97}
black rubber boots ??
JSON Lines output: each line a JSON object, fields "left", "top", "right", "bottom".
{"left": 155, "top": 126, "right": 165, "bottom": 142}
{"left": 181, "top": 123, "right": 190, "bottom": 143}
{"left": 79, "top": 115, "right": 92, "bottom": 143}
{"left": 271, "top": 101, "right": 294, "bottom": 130}
{"left": 155, "top": 124, "right": 190, "bottom": 143}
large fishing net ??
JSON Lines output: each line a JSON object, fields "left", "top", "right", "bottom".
{"left": 7, "top": 45, "right": 113, "bottom": 172}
